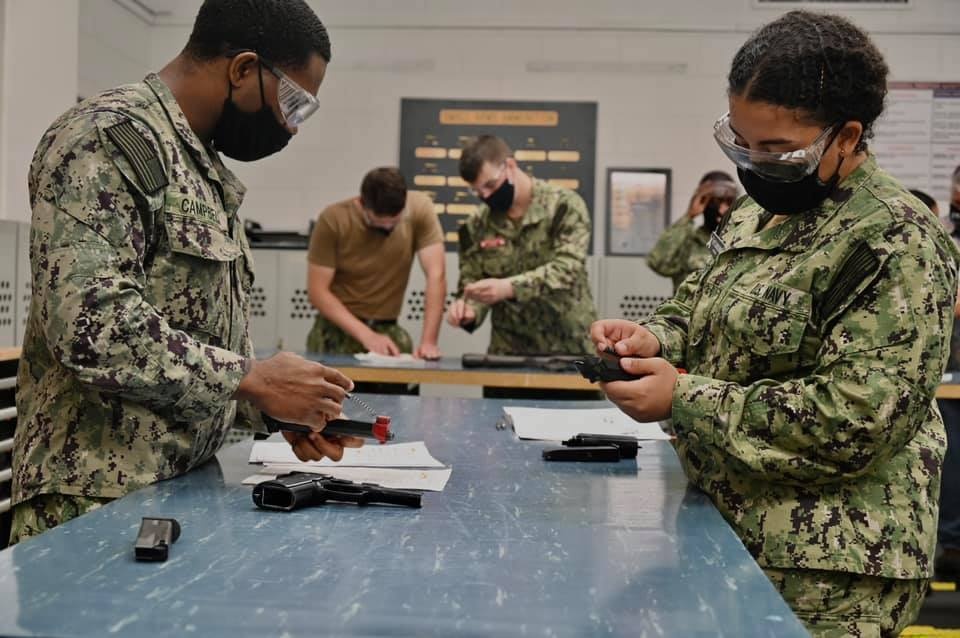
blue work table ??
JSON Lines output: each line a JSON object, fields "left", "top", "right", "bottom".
{"left": 0, "top": 396, "right": 807, "bottom": 637}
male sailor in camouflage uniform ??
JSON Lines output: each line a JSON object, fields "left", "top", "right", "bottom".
{"left": 647, "top": 171, "right": 738, "bottom": 291}
{"left": 10, "top": 0, "right": 361, "bottom": 545}
{"left": 446, "top": 135, "right": 597, "bottom": 355}
{"left": 592, "top": 11, "right": 959, "bottom": 635}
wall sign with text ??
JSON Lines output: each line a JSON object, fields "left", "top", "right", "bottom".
{"left": 873, "top": 81, "right": 960, "bottom": 206}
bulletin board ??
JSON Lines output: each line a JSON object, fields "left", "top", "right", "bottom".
{"left": 873, "top": 81, "right": 960, "bottom": 204}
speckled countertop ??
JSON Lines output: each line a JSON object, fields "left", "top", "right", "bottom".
{"left": 0, "top": 396, "right": 806, "bottom": 637}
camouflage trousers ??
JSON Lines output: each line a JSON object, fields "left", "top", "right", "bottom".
{"left": 306, "top": 315, "right": 412, "bottom": 355}
{"left": 764, "top": 567, "right": 927, "bottom": 637}
{"left": 9, "top": 493, "right": 112, "bottom": 545}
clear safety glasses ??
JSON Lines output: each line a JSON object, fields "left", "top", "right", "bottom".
{"left": 713, "top": 112, "right": 839, "bottom": 183}
{"left": 259, "top": 58, "right": 320, "bottom": 129}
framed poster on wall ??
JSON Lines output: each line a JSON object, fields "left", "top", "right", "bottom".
{"left": 605, "top": 168, "right": 671, "bottom": 257}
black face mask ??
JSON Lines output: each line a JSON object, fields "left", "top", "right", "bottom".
{"left": 738, "top": 154, "right": 845, "bottom": 216}
{"left": 482, "top": 177, "right": 515, "bottom": 214}
{"left": 212, "top": 64, "right": 291, "bottom": 162}
{"left": 370, "top": 226, "right": 394, "bottom": 237}
{"left": 950, "top": 204, "right": 960, "bottom": 237}
{"left": 702, "top": 202, "right": 721, "bottom": 233}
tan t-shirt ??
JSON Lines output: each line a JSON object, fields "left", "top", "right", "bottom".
{"left": 308, "top": 191, "right": 443, "bottom": 319}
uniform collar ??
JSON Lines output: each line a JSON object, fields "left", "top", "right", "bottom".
{"left": 144, "top": 74, "right": 246, "bottom": 213}
{"left": 487, "top": 177, "right": 551, "bottom": 228}
{"left": 728, "top": 154, "right": 879, "bottom": 254}
{"left": 523, "top": 178, "right": 554, "bottom": 227}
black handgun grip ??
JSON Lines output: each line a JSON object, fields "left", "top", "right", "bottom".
{"left": 252, "top": 476, "right": 319, "bottom": 511}
{"left": 574, "top": 349, "right": 637, "bottom": 383}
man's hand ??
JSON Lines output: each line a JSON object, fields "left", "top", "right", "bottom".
{"left": 446, "top": 298, "right": 477, "bottom": 327}
{"left": 464, "top": 278, "right": 514, "bottom": 305}
{"left": 235, "top": 351, "right": 353, "bottom": 429}
{"left": 590, "top": 319, "right": 661, "bottom": 358}
{"left": 415, "top": 341, "right": 441, "bottom": 360}
{"left": 687, "top": 181, "right": 735, "bottom": 220}
{"left": 281, "top": 430, "right": 364, "bottom": 462}
{"left": 686, "top": 182, "right": 715, "bottom": 219}
{"left": 601, "top": 357, "right": 678, "bottom": 422}
{"left": 360, "top": 331, "right": 401, "bottom": 356}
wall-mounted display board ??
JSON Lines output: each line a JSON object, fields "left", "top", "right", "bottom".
{"left": 399, "top": 99, "right": 597, "bottom": 251}
{"left": 873, "top": 82, "right": 960, "bottom": 204}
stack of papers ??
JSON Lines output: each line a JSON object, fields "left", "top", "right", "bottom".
{"left": 502, "top": 406, "right": 672, "bottom": 442}
{"left": 244, "top": 440, "right": 451, "bottom": 491}
{"left": 353, "top": 352, "right": 427, "bottom": 367}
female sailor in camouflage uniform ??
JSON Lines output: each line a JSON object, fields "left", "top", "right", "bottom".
{"left": 592, "top": 11, "right": 959, "bottom": 636}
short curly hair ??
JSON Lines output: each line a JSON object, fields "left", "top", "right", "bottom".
{"left": 185, "top": 0, "right": 331, "bottom": 69}
{"left": 728, "top": 10, "right": 888, "bottom": 152}
{"left": 360, "top": 167, "right": 408, "bottom": 217}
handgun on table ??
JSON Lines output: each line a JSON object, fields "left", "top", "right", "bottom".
{"left": 252, "top": 472, "right": 422, "bottom": 510}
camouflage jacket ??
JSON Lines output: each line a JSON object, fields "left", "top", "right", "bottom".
{"left": 647, "top": 216, "right": 712, "bottom": 291}
{"left": 14, "top": 74, "right": 257, "bottom": 504}
{"left": 643, "top": 155, "right": 959, "bottom": 579}
{"left": 457, "top": 178, "right": 597, "bottom": 355}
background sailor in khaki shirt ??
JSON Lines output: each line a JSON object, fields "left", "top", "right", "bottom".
{"left": 307, "top": 167, "right": 446, "bottom": 359}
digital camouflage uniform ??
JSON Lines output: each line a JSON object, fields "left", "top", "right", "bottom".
{"left": 641, "top": 156, "right": 959, "bottom": 635}
{"left": 306, "top": 316, "right": 413, "bottom": 355}
{"left": 457, "top": 178, "right": 597, "bottom": 355}
{"left": 646, "top": 217, "right": 712, "bottom": 291}
{"left": 10, "top": 74, "right": 259, "bottom": 544}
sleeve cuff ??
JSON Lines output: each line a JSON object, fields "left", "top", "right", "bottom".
{"left": 172, "top": 346, "right": 249, "bottom": 421}
{"left": 235, "top": 399, "right": 269, "bottom": 434}
{"left": 642, "top": 322, "right": 683, "bottom": 366}
{"left": 464, "top": 300, "right": 489, "bottom": 332}
{"left": 508, "top": 275, "right": 535, "bottom": 303}
{"left": 672, "top": 373, "right": 726, "bottom": 445}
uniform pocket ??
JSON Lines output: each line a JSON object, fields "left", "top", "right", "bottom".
{"left": 477, "top": 243, "right": 515, "bottom": 278}
{"left": 165, "top": 213, "right": 242, "bottom": 262}
{"left": 718, "top": 284, "right": 811, "bottom": 356}
{"left": 146, "top": 213, "right": 240, "bottom": 339}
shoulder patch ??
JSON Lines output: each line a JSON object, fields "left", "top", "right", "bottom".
{"left": 820, "top": 241, "right": 881, "bottom": 322}
{"left": 458, "top": 223, "right": 473, "bottom": 253}
{"left": 731, "top": 194, "right": 749, "bottom": 212}
{"left": 714, "top": 194, "right": 749, "bottom": 239}
{"left": 104, "top": 120, "right": 168, "bottom": 194}
{"left": 549, "top": 203, "right": 570, "bottom": 239}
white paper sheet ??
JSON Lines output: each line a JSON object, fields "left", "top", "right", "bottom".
{"left": 503, "top": 406, "right": 672, "bottom": 442}
{"left": 353, "top": 352, "right": 426, "bottom": 367}
{"left": 249, "top": 441, "right": 445, "bottom": 468}
{"left": 242, "top": 466, "right": 452, "bottom": 491}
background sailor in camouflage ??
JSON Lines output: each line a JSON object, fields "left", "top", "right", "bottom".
{"left": 647, "top": 171, "right": 738, "bottom": 291}
{"left": 10, "top": 0, "right": 360, "bottom": 545}
{"left": 447, "top": 135, "right": 597, "bottom": 355}
{"left": 591, "top": 11, "right": 958, "bottom": 636}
